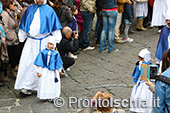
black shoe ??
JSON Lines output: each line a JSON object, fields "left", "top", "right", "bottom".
{"left": 48, "top": 99, "right": 54, "bottom": 103}
{"left": 136, "top": 28, "right": 142, "bottom": 31}
{"left": 0, "top": 82, "right": 5, "bottom": 86}
{"left": 96, "top": 40, "right": 100, "bottom": 44}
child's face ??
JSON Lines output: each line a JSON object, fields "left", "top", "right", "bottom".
{"left": 166, "top": 20, "right": 170, "bottom": 27}
{"left": 9, "top": 2, "right": 15, "bottom": 11}
{"left": 73, "top": 9, "right": 78, "bottom": 15}
{"left": 138, "top": 56, "right": 144, "bottom": 62}
{"left": 47, "top": 42, "right": 54, "bottom": 50}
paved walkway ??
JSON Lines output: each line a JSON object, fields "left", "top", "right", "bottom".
{"left": 0, "top": 26, "right": 160, "bottom": 113}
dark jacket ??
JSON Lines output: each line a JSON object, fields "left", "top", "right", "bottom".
{"left": 53, "top": 6, "right": 74, "bottom": 27}
{"left": 97, "top": 0, "right": 117, "bottom": 10}
{"left": 58, "top": 35, "right": 79, "bottom": 60}
{"left": 122, "top": 0, "right": 134, "bottom": 22}
{"left": 96, "top": 0, "right": 103, "bottom": 12}
{"left": 103, "top": 0, "right": 117, "bottom": 9}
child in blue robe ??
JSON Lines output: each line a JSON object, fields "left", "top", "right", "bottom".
{"left": 130, "top": 48, "right": 153, "bottom": 113}
{"left": 34, "top": 36, "right": 63, "bottom": 101}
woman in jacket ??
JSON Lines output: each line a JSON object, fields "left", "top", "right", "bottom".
{"left": 53, "top": 0, "right": 74, "bottom": 28}
{"left": 1, "top": 0, "right": 19, "bottom": 78}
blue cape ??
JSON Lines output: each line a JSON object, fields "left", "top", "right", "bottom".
{"left": 155, "top": 26, "right": 170, "bottom": 60}
{"left": 34, "top": 48, "right": 63, "bottom": 70}
{"left": 19, "top": 4, "right": 62, "bottom": 34}
{"left": 132, "top": 61, "right": 152, "bottom": 83}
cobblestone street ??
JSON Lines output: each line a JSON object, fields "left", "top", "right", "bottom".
{"left": 0, "top": 26, "right": 160, "bottom": 113}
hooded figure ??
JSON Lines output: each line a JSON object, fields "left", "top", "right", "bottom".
{"left": 34, "top": 36, "right": 63, "bottom": 100}
{"left": 14, "top": 0, "right": 62, "bottom": 95}
{"left": 155, "top": 8, "right": 170, "bottom": 73}
{"left": 132, "top": 48, "right": 151, "bottom": 83}
{"left": 130, "top": 48, "right": 153, "bottom": 113}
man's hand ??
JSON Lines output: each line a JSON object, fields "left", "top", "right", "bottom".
{"left": 128, "top": 0, "right": 132, "bottom": 5}
{"left": 74, "top": 31, "right": 79, "bottom": 39}
{"left": 37, "top": 73, "right": 42, "bottom": 77}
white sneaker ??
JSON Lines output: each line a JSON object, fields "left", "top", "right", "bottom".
{"left": 83, "top": 46, "right": 95, "bottom": 51}
{"left": 68, "top": 52, "right": 77, "bottom": 59}
{"left": 158, "top": 29, "right": 161, "bottom": 34}
{"left": 124, "top": 37, "right": 133, "bottom": 43}
{"left": 100, "top": 49, "right": 108, "bottom": 53}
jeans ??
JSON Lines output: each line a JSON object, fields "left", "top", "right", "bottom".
{"left": 124, "top": 19, "right": 132, "bottom": 24}
{"left": 100, "top": 10, "right": 118, "bottom": 53}
{"left": 79, "top": 11, "right": 94, "bottom": 49}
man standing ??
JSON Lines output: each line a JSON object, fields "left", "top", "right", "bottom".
{"left": 79, "top": 0, "right": 96, "bottom": 51}
{"left": 14, "top": 0, "right": 62, "bottom": 95}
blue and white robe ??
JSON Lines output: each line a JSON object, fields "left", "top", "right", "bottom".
{"left": 34, "top": 48, "right": 63, "bottom": 99}
{"left": 155, "top": 26, "right": 170, "bottom": 73}
{"left": 130, "top": 61, "right": 153, "bottom": 113}
{"left": 14, "top": 3, "right": 62, "bottom": 90}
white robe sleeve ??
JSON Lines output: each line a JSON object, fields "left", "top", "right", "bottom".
{"left": 55, "top": 68, "right": 62, "bottom": 74}
{"left": 18, "top": 29, "right": 27, "bottom": 42}
{"left": 55, "top": 68, "right": 62, "bottom": 78}
{"left": 56, "top": 68, "right": 62, "bottom": 73}
{"left": 51, "top": 30, "right": 62, "bottom": 44}
{"left": 35, "top": 65, "right": 43, "bottom": 74}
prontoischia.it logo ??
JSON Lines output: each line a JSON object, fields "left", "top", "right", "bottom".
{"left": 53, "top": 97, "right": 160, "bottom": 108}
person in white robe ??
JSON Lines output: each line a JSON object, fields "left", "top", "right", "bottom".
{"left": 129, "top": 48, "right": 153, "bottom": 113}
{"left": 34, "top": 36, "right": 63, "bottom": 101}
{"left": 14, "top": 0, "right": 62, "bottom": 95}
{"left": 151, "top": 0, "right": 170, "bottom": 33}
{"left": 151, "top": 0, "right": 170, "bottom": 27}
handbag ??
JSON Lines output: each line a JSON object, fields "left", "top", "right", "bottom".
{"left": 136, "top": 0, "right": 148, "bottom": 2}
{"left": 0, "top": 42, "right": 9, "bottom": 63}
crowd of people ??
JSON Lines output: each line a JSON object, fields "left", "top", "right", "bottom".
{"left": 0, "top": 0, "right": 170, "bottom": 112}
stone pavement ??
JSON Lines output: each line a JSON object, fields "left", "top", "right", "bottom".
{"left": 0, "top": 27, "right": 160, "bottom": 113}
